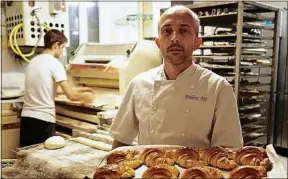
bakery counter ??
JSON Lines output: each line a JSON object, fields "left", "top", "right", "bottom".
{"left": 2, "top": 141, "right": 108, "bottom": 178}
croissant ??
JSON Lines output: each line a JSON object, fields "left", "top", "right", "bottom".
{"left": 235, "top": 146, "right": 272, "bottom": 170}
{"left": 141, "top": 148, "right": 175, "bottom": 167}
{"left": 107, "top": 152, "right": 126, "bottom": 165}
{"left": 228, "top": 166, "right": 267, "bottom": 179}
{"left": 175, "top": 147, "right": 207, "bottom": 168}
{"left": 202, "top": 146, "right": 238, "bottom": 170}
{"left": 224, "top": 147, "right": 238, "bottom": 160}
{"left": 93, "top": 164, "right": 135, "bottom": 179}
{"left": 107, "top": 150, "right": 142, "bottom": 169}
{"left": 157, "top": 164, "right": 180, "bottom": 178}
{"left": 142, "top": 164, "right": 178, "bottom": 179}
{"left": 180, "top": 166, "right": 224, "bottom": 179}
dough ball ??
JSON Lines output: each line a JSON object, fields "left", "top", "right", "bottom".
{"left": 44, "top": 136, "right": 66, "bottom": 150}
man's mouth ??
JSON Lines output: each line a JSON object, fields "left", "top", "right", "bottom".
{"left": 168, "top": 45, "right": 183, "bottom": 52}
{"left": 168, "top": 48, "right": 183, "bottom": 52}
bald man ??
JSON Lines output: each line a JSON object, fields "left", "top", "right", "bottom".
{"left": 110, "top": 6, "right": 243, "bottom": 149}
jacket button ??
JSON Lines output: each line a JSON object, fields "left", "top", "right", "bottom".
{"left": 151, "top": 129, "right": 155, "bottom": 134}
{"left": 185, "top": 108, "right": 190, "bottom": 113}
{"left": 181, "top": 133, "right": 185, "bottom": 137}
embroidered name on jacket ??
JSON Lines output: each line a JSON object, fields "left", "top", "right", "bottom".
{"left": 185, "top": 95, "right": 207, "bottom": 102}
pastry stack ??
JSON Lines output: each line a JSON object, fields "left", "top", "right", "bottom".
{"left": 93, "top": 146, "right": 272, "bottom": 179}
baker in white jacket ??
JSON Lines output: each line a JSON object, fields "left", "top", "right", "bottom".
{"left": 110, "top": 5, "right": 243, "bottom": 149}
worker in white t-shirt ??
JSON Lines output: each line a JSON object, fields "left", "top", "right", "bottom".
{"left": 110, "top": 6, "right": 243, "bottom": 148}
{"left": 21, "top": 29, "right": 95, "bottom": 147}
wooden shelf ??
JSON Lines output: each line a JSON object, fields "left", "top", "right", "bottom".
{"left": 240, "top": 65, "right": 272, "bottom": 69}
{"left": 244, "top": 136, "right": 267, "bottom": 146}
{"left": 184, "top": 1, "right": 278, "bottom": 13}
{"left": 200, "top": 45, "right": 236, "bottom": 49}
{"left": 199, "top": 44, "right": 272, "bottom": 49}
{"left": 240, "top": 83, "right": 271, "bottom": 89}
{"left": 244, "top": 132, "right": 266, "bottom": 143}
{"left": 194, "top": 55, "right": 273, "bottom": 59}
{"left": 198, "top": 12, "right": 274, "bottom": 26}
{"left": 185, "top": 2, "right": 238, "bottom": 10}
{"left": 243, "top": 1, "right": 279, "bottom": 13}
{"left": 242, "top": 55, "right": 273, "bottom": 59}
{"left": 242, "top": 22, "right": 274, "bottom": 31}
{"left": 240, "top": 74, "right": 271, "bottom": 78}
{"left": 199, "top": 63, "right": 271, "bottom": 70}
{"left": 239, "top": 103, "right": 261, "bottom": 111}
{"left": 241, "top": 119, "right": 266, "bottom": 128}
{"left": 243, "top": 127, "right": 267, "bottom": 137}
{"left": 243, "top": 129, "right": 266, "bottom": 139}
{"left": 202, "top": 34, "right": 273, "bottom": 41}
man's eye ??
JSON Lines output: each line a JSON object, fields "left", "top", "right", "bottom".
{"left": 180, "top": 28, "right": 190, "bottom": 33}
{"left": 162, "top": 29, "right": 172, "bottom": 34}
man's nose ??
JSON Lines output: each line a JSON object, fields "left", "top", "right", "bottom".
{"left": 171, "top": 31, "right": 180, "bottom": 43}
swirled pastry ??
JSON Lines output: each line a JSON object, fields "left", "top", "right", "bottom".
{"left": 180, "top": 166, "right": 224, "bottom": 179}
{"left": 175, "top": 147, "right": 207, "bottom": 168}
{"left": 235, "top": 146, "right": 272, "bottom": 170}
{"left": 93, "top": 164, "right": 134, "bottom": 179}
{"left": 228, "top": 166, "right": 267, "bottom": 179}
{"left": 142, "top": 164, "right": 179, "bottom": 179}
{"left": 141, "top": 148, "right": 175, "bottom": 167}
{"left": 157, "top": 164, "right": 180, "bottom": 178}
{"left": 107, "top": 150, "right": 142, "bottom": 169}
{"left": 201, "top": 146, "right": 238, "bottom": 170}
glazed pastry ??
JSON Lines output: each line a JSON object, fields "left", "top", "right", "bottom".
{"left": 93, "top": 164, "right": 134, "bottom": 179}
{"left": 201, "top": 146, "right": 238, "bottom": 170}
{"left": 175, "top": 147, "right": 207, "bottom": 168}
{"left": 180, "top": 166, "right": 224, "bottom": 179}
{"left": 142, "top": 164, "right": 177, "bottom": 179}
{"left": 107, "top": 150, "right": 142, "bottom": 169}
{"left": 235, "top": 146, "right": 272, "bottom": 170}
{"left": 228, "top": 166, "right": 267, "bottom": 179}
{"left": 141, "top": 148, "right": 175, "bottom": 167}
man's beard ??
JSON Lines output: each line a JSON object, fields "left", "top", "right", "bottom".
{"left": 164, "top": 53, "right": 190, "bottom": 66}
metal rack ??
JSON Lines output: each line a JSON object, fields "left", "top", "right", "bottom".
{"left": 183, "top": 1, "right": 280, "bottom": 147}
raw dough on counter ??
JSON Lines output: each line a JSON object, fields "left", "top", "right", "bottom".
{"left": 70, "top": 137, "right": 112, "bottom": 151}
{"left": 44, "top": 136, "right": 66, "bottom": 150}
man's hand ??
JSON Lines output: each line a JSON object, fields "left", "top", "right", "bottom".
{"left": 112, "top": 140, "right": 129, "bottom": 149}
{"left": 58, "top": 81, "right": 96, "bottom": 102}
{"left": 75, "top": 87, "right": 94, "bottom": 93}
{"left": 75, "top": 87, "right": 95, "bottom": 102}
{"left": 82, "top": 91, "right": 96, "bottom": 103}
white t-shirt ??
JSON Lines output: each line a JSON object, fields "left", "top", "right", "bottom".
{"left": 110, "top": 63, "right": 243, "bottom": 148}
{"left": 21, "top": 54, "right": 67, "bottom": 123}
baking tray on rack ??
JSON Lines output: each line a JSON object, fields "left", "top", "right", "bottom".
{"left": 241, "top": 117, "right": 267, "bottom": 126}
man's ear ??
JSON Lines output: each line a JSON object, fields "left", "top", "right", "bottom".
{"left": 155, "top": 37, "right": 160, "bottom": 48}
{"left": 192, "top": 36, "right": 202, "bottom": 50}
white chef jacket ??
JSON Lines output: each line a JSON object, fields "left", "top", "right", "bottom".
{"left": 110, "top": 63, "right": 243, "bottom": 148}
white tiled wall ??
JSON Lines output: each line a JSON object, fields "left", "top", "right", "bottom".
{"left": 1, "top": 5, "right": 26, "bottom": 90}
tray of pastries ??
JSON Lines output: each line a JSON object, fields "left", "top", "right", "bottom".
{"left": 88, "top": 145, "right": 286, "bottom": 179}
